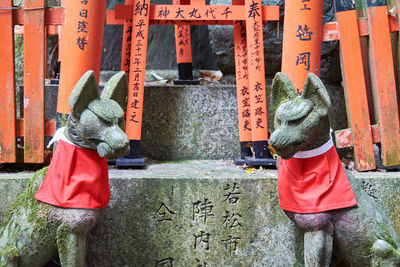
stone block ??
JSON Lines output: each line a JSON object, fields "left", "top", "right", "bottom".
{"left": 1, "top": 161, "right": 400, "bottom": 266}
{"left": 140, "top": 82, "right": 346, "bottom": 161}
{"left": 141, "top": 84, "right": 241, "bottom": 160}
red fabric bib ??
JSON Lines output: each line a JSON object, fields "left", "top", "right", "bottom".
{"left": 35, "top": 139, "right": 110, "bottom": 209}
{"left": 278, "top": 146, "right": 357, "bottom": 213}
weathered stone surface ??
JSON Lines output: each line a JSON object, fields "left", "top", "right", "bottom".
{"left": 1, "top": 161, "right": 400, "bottom": 266}
{"left": 141, "top": 84, "right": 241, "bottom": 160}
{"left": 0, "top": 176, "right": 27, "bottom": 221}
{"left": 140, "top": 82, "right": 346, "bottom": 160}
{"left": 208, "top": 0, "right": 342, "bottom": 83}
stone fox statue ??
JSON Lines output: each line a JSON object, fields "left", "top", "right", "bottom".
{"left": 0, "top": 71, "right": 130, "bottom": 267}
{"left": 269, "top": 72, "right": 400, "bottom": 266}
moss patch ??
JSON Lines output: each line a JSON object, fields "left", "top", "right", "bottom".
{"left": 1, "top": 245, "right": 19, "bottom": 262}
{"left": 1, "top": 167, "right": 48, "bottom": 229}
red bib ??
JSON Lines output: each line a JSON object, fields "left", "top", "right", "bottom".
{"left": 278, "top": 146, "right": 357, "bottom": 213}
{"left": 35, "top": 139, "right": 110, "bottom": 209}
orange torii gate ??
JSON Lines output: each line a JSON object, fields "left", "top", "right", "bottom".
{"left": 321, "top": 1, "right": 400, "bottom": 171}
{"left": 107, "top": 1, "right": 279, "bottom": 166}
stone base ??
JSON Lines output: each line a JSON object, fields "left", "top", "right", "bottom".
{"left": 1, "top": 161, "right": 399, "bottom": 266}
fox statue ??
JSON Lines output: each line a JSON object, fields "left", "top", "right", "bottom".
{"left": 269, "top": 72, "right": 400, "bottom": 266}
{"left": 0, "top": 70, "right": 130, "bottom": 267}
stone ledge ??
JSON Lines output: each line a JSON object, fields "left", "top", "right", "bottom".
{"left": 1, "top": 161, "right": 399, "bottom": 266}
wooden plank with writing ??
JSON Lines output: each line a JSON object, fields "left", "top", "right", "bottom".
{"left": 233, "top": 0, "right": 252, "bottom": 150}
{"left": 113, "top": 4, "right": 279, "bottom": 22}
{"left": 281, "top": 0, "right": 324, "bottom": 93}
{"left": 245, "top": 0, "right": 268, "bottom": 148}
{"left": 174, "top": 0, "right": 193, "bottom": 65}
{"left": 125, "top": 0, "right": 150, "bottom": 141}
{"left": 121, "top": 0, "right": 134, "bottom": 80}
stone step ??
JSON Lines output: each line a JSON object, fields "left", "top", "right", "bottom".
{"left": 1, "top": 161, "right": 400, "bottom": 266}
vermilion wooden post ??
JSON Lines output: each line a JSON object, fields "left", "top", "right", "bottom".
{"left": 173, "top": 0, "right": 199, "bottom": 85}
{"left": 0, "top": 0, "right": 17, "bottom": 163}
{"left": 23, "top": 0, "right": 46, "bottom": 163}
{"left": 366, "top": 0, "right": 400, "bottom": 166}
{"left": 120, "top": 0, "right": 133, "bottom": 78}
{"left": 116, "top": 0, "right": 150, "bottom": 166}
{"left": 245, "top": 0, "right": 270, "bottom": 162}
{"left": 334, "top": 0, "right": 375, "bottom": 170}
{"left": 396, "top": 0, "right": 400, "bottom": 121}
{"left": 56, "top": 0, "right": 107, "bottom": 127}
{"left": 233, "top": 0, "right": 252, "bottom": 164}
{"left": 281, "top": 0, "right": 324, "bottom": 93}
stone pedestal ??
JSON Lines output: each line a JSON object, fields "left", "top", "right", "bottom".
{"left": 1, "top": 161, "right": 400, "bottom": 266}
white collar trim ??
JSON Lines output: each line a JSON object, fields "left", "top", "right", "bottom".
{"left": 60, "top": 132, "right": 75, "bottom": 146}
{"left": 293, "top": 136, "right": 334, "bottom": 159}
{"left": 47, "top": 127, "right": 78, "bottom": 148}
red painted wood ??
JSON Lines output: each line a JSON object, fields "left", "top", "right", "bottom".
{"left": 120, "top": 0, "right": 134, "bottom": 79}
{"left": 57, "top": 0, "right": 107, "bottom": 115}
{"left": 233, "top": 0, "right": 252, "bottom": 142}
{"left": 0, "top": 0, "right": 16, "bottom": 163}
{"left": 125, "top": 0, "right": 150, "bottom": 141}
{"left": 322, "top": 17, "right": 399, "bottom": 42}
{"left": 13, "top": 7, "right": 64, "bottom": 25}
{"left": 174, "top": 0, "right": 192, "bottom": 64}
{"left": 23, "top": 0, "right": 46, "bottom": 163}
{"left": 367, "top": 6, "right": 400, "bottom": 166}
{"left": 113, "top": 4, "right": 279, "bottom": 22}
{"left": 245, "top": 0, "right": 268, "bottom": 141}
{"left": 336, "top": 10, "right": 375, "bottom": 170}
{"left": 335, "top": 125, "right": 400, "bottom": 148}
{"left": 16, "top": 119, "right": 56, "bottom": 137}
{"left": 281, "top": 0, "right": 324, "bottom": 92}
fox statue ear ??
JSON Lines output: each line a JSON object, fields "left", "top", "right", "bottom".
{"left": 270, "top": 72, "right": 297, "bottom": 113}
{"left": 100, "top": 71, "right": 129, "bottom": 111}
{"left": 301, "top": 73, "right": 331, "bottom": 116}
{"left": 69, "top": 70, "right": 100, "bottom": 117}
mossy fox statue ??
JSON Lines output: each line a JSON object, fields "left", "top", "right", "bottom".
{"left": 269, "top": 72, "right": 400, "bottom": 266}
{"left": 0, "top": 70, "right": 130, "bottom": 267}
